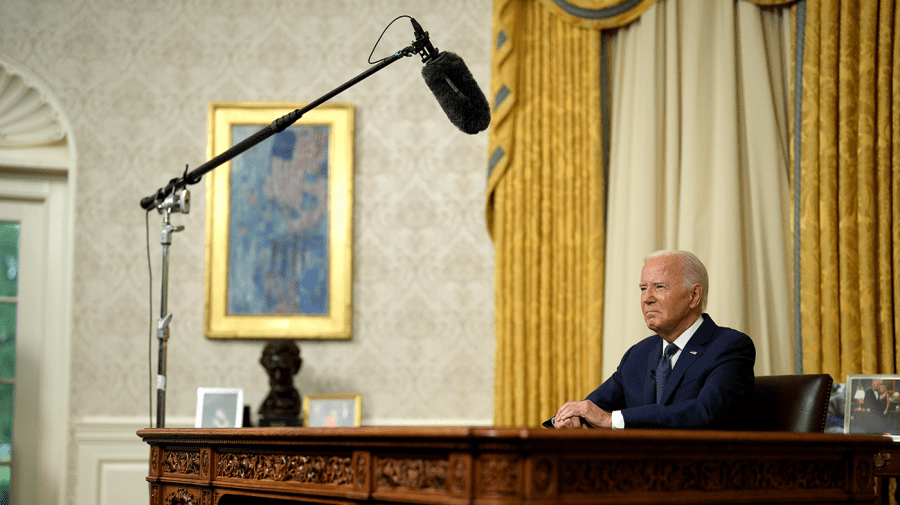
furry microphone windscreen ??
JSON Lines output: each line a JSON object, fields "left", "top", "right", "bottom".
{"left": 421, "top": 52, "right": 491, "bottom": 134}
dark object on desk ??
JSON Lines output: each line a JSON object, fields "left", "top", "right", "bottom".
{"left": 241, "top": 405, "right": 253, "bottom": 428}
{"left": 258, "top": 340, "right": 303, "bottom": 427}
{"left": 750, "top": 373, "right": 833, "bottom": 432}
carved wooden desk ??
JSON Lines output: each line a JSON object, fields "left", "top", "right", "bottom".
{"left": 138, "top": 426, "right": 890, "bottom": 505}
{"left": 873, "top": 442, "right": 900, "bottom": 504}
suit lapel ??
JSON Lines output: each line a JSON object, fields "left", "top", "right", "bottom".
{"left": 658, "top": 315, "right": 715, "bottom": 405}
{"left": 644, "top": 346, "right": 659, "bottom": 404}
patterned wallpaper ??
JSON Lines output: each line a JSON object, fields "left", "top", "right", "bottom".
{"left": 0, "top": 0, "right": 495, "bottom": 425}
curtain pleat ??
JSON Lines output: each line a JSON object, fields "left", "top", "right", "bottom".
{"left": 488, "top": 0, "right": 603, "bottom": 426}
{"left": 893, "top": 1, "right": 900, "bottom": 371}
{"left": 799, "top": 0, "right": 899, "bottom": 379}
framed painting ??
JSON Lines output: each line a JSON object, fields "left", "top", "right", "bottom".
{"left": 205, "top": 102, "right": 353, "bottom": 340}
{"left": 303, "top": 394, "right": 362, "bottom": 427}
{"left": 845, "top": 374, "right": 900, "bottom": 441}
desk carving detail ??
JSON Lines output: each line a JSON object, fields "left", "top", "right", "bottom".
{"left": 479, "top": 455, "right": 520, "bottom": 496}
{"left": 164, "top": 488, "right": 201, "bottom": 505}
{"left": 561, "top": 458, "right": 846, "bottom": 494}
{"left": 376, "top": 456, "right": 449, "bottom": 492}
{"left": 216, "top": 452, "right": 353, "bottom": 485}
{"left": 139, "top": 428, "right": 891, "bottom": 505}
{"left": 163, "top": 451, "right": 200, "bottom": 476}
{"left": 452, "top": 457, "right": 469, "bottom": 494}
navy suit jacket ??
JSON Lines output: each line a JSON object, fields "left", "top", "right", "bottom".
{"left": 583, "top": 314, "right": 755, "bottom": 429}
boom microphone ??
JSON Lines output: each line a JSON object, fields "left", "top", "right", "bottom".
{"left": 412, "top": 18, "right": 491, "bottom": 135}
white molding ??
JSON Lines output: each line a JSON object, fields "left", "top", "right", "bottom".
{"left": 0, "top": 51, "right": 77, "bottom": 505}
{"left": 0, "top": 176, "right": 51, "bottom": 201}
{"left": 75, "top": 416, "right": 196, "bottom": 438}
{"left": 0, "top": 145, "right": 70, "bottom": 171}
{"left": 74, "top": 422, "right": 153, "bottom": 505}
{"left": 75, "top": 415, "right": 494, "bottom": 430}
{"left": 74, "top": 417, "right": 192, "bottom": 505}
{"left": 0, "top": 53, "right": 67, "bottom": 148}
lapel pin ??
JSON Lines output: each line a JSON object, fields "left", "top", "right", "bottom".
{"left": 690, "top": 351, "right": 698, "bottom": 355}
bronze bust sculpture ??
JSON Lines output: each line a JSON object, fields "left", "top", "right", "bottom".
{"left": 258, "top": 340, "right": 303, "bottom": 426}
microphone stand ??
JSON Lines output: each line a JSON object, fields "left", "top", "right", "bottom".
{"left": 142, "top": 38, "right": 427, "bottom": 428}
{"left": 153, "top": 187, "right": 188, "bottom": 429}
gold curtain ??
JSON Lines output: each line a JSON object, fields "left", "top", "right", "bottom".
{"left": 488, "top": 0, "right": 608, "bottom": 426}
{"left": 798, "top": 0, "right": 900, "bottom": 379}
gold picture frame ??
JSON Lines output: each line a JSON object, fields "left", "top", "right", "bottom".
{"left": 303, "top": 394, "right": 362, "bottom": 427}
{"left": 205, "top": 102, "right": 353, "bottom": 340}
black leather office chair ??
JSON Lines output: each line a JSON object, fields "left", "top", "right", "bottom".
{"left": 751, "top": 374, "right": 833, "bottom": 432}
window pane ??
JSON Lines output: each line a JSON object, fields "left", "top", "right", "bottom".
{"left": 0, "top": 464, "right": 8, "bottom": 505}
{"left": 0, "top": 222, "right": 15, "bottom": 505}
{"left": 0, "top": 303, "right": 13, "bottom": 381}
{"left": 0, "top": 222, "right": 18, "bottom": 298}
{"left": 0, "top": 384, "right": 11, "bottom": 448}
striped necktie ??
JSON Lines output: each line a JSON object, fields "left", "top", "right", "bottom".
{"left": 656, "top": 343, "right": 679, "bottom": 404}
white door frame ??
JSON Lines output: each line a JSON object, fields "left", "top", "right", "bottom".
{"left": 0, "top": 52, "right": 76, "bottom": 505}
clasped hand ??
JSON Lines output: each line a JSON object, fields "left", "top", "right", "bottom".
{"left": 554, "top": 400, "right": 612, "bottom": 429}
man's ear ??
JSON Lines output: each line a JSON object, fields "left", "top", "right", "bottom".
{"left": 689, "top": 284, "right": 703, "bottom": 309}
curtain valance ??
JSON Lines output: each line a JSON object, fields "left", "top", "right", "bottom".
{"left": 536, "top": 0, "right": 798, "bottom": 29}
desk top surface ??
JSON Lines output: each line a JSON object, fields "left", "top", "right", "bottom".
{"left": 138, "top": 426, "right": 892, "bottom": 452}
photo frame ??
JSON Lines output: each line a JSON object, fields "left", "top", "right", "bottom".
{"left": 303, "top": 394, "right": 361, "bottom": 427}
{"left": 195, "top": 387, "right": 244, "bottom": 428}
{"left": 205, "top": 102, "right": 354, "bottom": 340}
{"left": 844, "top": 374, "right": 900, "bottom": 440}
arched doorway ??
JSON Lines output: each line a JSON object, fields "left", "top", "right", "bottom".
{"left": 0, "top": 52, "right": 76, "bottom": 505}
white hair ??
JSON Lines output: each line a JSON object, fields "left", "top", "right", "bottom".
{"left": 645, "top": 250, "right": 709, "bottom": 311}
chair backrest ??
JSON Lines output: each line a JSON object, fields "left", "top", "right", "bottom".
{"left": 751, "top": 374, "right": 833, "bottom": 432}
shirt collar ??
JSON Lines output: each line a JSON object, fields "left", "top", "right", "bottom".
{"left": 662, "top": 314, "right": 704, "bottom": 351}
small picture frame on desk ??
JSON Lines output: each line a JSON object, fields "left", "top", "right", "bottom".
{"left": 195, "top": 388, "right": 244, "bottom": 428}
{"left": 845, "top": 374, "right": 900, "bottom": 440}
{"left": 303, "top": 394, "right": 361, "bottom": 427}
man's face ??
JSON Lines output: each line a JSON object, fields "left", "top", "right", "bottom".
{"left": 873, "top": 380, "right": 886, "bottom": 393}
{"left": 640, "top": 255, "right": 701, "bottom": 341}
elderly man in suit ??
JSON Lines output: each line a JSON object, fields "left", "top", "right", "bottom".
{"left": 551, "top": 250, "right": 756, "bottom": 429}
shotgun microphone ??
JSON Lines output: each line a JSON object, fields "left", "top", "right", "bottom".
{"left": 411, "top": 18, "right": 491, "bottom": 134}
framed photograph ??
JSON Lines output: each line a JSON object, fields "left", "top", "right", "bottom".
{"left": 303, "top": 394, "right": 361, "bottom": 427}
{"left": 195, "top": 387, "right": 244, "bottom": 428}
{"left": 205, "top": 102, "right": 354, "bottom": 340}
{"left": 844, "top": 374, "right": 900, "bottom": 440}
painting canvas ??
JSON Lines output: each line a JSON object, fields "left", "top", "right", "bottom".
{"left": 227, "top": 125, "right": 330, "bottom": 316}
{"left": 205, "top": 103, "right": 353, "bottom": 339}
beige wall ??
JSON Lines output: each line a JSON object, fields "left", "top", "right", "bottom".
{"left": 0, "top": 0, "right": 495, "bottom": 433}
